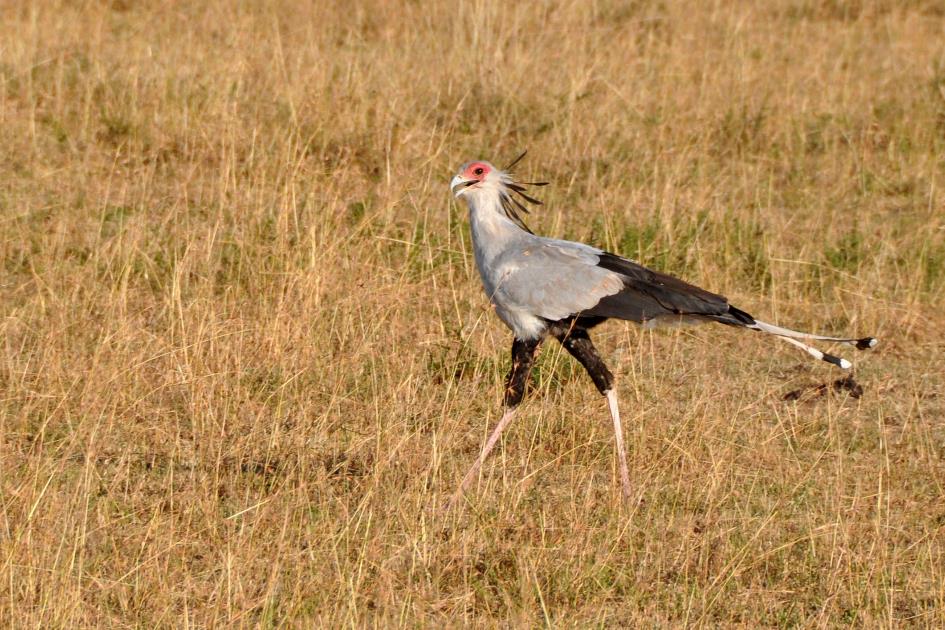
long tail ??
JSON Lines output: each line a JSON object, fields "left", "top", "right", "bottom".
{"left": 717, "top": 306, "right": 877, "bottom": 370}
{"left": 749, "top": 318, "right": 877, "bottom": 350}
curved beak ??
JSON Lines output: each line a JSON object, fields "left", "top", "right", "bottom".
{"left": 450, "top": 174, "right": 474, "bottom": 198}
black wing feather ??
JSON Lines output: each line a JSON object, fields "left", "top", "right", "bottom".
{"left": 586, "top": 253, "right": 755, "bottom": 325}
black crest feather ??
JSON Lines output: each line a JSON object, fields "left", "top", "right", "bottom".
{"left": 498, "top": 150, "right": 548, "bottom": 234}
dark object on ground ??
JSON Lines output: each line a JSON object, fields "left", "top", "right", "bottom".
{"left": 783, "top": 375, "right": 864, "bottom": 401}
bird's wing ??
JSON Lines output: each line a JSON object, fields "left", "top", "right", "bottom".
{"left": 585, "top": 252, "right": 735, "bottom": 322}
{"left": 490, "top": 239, "right": 625, "bottom": 322}
{"left": 492, "top": 238, "right": 738, "bottom": 324}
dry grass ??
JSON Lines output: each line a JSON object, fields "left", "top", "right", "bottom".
{"left": 2, "top": 0, "right": 945, "bottom": 626}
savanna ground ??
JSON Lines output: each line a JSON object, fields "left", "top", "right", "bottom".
{"left": 2, "top": 0, "right": 944, "bottom": 626}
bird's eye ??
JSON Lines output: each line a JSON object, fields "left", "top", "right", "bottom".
{"left": 474, "top": 167, "right": 484, "bottom": 176}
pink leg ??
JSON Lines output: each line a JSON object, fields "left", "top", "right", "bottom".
{"left": 606, "top": 389, "right": 632, "bottom": 499}
{"left": 448, "top": 407, "right": 518, "bottom": 508}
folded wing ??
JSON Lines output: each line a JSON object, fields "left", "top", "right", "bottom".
{"left": 585, "top": 252, "right": 749, "bottom": 325}
{"left": 494, "top": 239, "right": 746, "bottom": 325}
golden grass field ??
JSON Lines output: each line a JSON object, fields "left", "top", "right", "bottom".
{"left": 2, "top": 0, "right": 945, "bottom": 626}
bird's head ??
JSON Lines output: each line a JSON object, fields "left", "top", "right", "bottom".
{"left": 450, "top": 160, "right": 499, "bottom": 198}
{"left": 450, "top": 152, "right": 547, "bottom": 232}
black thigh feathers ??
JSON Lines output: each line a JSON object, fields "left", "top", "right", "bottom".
{"left": 504, "top": 321, "right": 615, "bottom": 409}
{"left": 548, "top": 323, "right": 614, "bottom": 395}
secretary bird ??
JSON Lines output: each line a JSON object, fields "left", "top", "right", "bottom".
{"left": 448, "top": 152, "right": 877, "bottom": 505}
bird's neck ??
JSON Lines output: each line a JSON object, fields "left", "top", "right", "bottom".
{"left": 466, "top": 190, "right": 528, "bottom": 266}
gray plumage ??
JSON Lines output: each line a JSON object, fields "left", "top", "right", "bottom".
{"left": 471, "top": 234, "right": 624, "bottom": 338}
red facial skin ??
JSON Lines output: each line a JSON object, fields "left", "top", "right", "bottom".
{"left": 462, "top": 162, "right": 491, "bottom": 183}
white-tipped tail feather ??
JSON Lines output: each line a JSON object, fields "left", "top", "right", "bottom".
{"left": 747, "top": 318, "right": 876, "bottom": 370}
{"left": 751, "top": 319, "right": 878, "bottom": 350}
{"left": 776, "top": 335, "right": 852, "bottom": 369}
